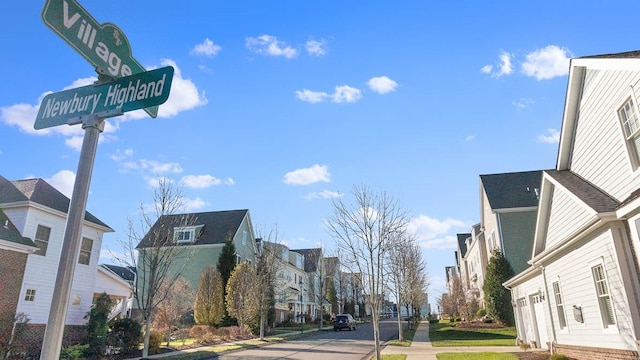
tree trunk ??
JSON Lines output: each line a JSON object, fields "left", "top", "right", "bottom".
{"left": 142, "top": 316, "right": 152, "bottom": 357}
{"left": 260, "top": 313, "right": 266, "bottom": 340}
{"left": 373, "top": 313, "right": 381, "bottom": 360}
{"left": 396, "top": 288, "right": 404, "bottom": 341}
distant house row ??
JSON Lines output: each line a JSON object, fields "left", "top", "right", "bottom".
{"left": 445, "top": 51, "right": 640, "bottom": 359}
{"left": 0, "top": 177, "right": 365, "bottom": 354}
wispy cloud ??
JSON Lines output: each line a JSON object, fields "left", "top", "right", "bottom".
{"left": 481, "top": 50, "right": 513, "bottom": 78}
{"left": 513, "top": 98, "right": 535, "bottom": 109}
{"left": 246, "top": 35, "right": 298, "bottom": 59}
{"left": 306, "top": 40, "right": 326, "bottom": 56}
{"left": 522, "top": 45, "right": 571, "bottom": 80}
{"left": 296, "top": 85, "right": 362, "bottom": 104}
{"left": 283, "top": 164, "right": 330, "bottom": 185}
{"left": 180, "top": 174, "right": 234, "bottom": 188}
{"left": 537, "top": 128, "right": 560, "bottom": 143}
{"left": 190, "top": 38, "right": 222, "bottom": 57}
{"left": 465, "top": 135, "right": 475, "bottom": 141}
{"left": 303, "top": 190, "right": 342, "bottom": 200}
{"left": 367, "top": 76, "right": 398, "bottom": 94}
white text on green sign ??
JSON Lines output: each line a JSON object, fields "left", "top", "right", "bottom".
{"left": 41, "top": 0, "right": 158, "bottom": 118}
{"left": 35, "top": 66, "right": 174, "bottom": 130}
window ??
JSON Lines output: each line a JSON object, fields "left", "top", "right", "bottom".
{"left": 24, "top": 289, "right": 36, "bottom": 302}
{"left": 242, "top": 230, "right": 247, "bottom": 245}
{"left": 34, "top": 225, "right": 51, "bottom": 256}
{"left": 236, "top": 255, "right": 242, "bottom": 264}
{"left": 552, "top": 281, "right": 567, "bottom": 329}
{"left": 173, "top": 225, "right": 201, "bottom": 244}
{"left": 78, "top": 237, "right": 93, "bottom": 265}
{"left": 592, "top": 264, "right": 616, "bottom": 327}
{"left": 618, "top": 97, "right": 640, "bottom": 168}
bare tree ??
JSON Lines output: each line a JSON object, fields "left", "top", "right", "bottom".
{"left": 255, "top": 226, "right": 283, "bottom": 340}
{"left": 326, "top": 185, "right": 409, "bottom": 360}
{"left": 117, "top": 178, "right": 195, "bottom": 357}
{"left": 386, "top": 230, "right": 413, "bottom": 341}
{"left": 153, "top": 276, "right": 194, "bottom": 346}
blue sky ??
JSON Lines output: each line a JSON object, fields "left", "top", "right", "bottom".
{"left": 2, "top": 1, "right": 638, "bottom": 307}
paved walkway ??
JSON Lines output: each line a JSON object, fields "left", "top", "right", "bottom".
{"left": 380, "top": 321, "right": 533, "bottom": 360}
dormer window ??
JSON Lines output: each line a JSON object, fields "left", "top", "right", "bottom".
{"left": 173, "top": 225, "right": 202, "bottom": 244}
{"left": 618, "top": 97, "right": 640, "bottom": 169}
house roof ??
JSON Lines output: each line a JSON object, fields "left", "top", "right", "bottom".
{"left": 292, "top": 248, "right": 322, "bottom": 272}
{"left": 579, "top": 50, "right": 640, "bottom": 59}
{"left": 137, "top": 209, "right": 249, "bottom": 248}
{"left": 0, "top": 175, "right": 112, "bottom": 231}
{"left": 0, "top": 209, "right": 36, "bottom": 248}
{"left": 456, "top": 233, "right": 470, "bottom": 258}
{"left": 101, "top": 264, "right": 136, "bottom": 282}
{"left": 545, "top": 170, "right": 619, "bottom": 213}
{"left": 480, "top": 170, "right": 544, "bottom": 210}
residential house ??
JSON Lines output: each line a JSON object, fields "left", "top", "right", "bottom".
{"left": 94, "top": 264, "right": 136, "bottom": 320}
{"left": 505, "top": 51, "right": 640, "bottom": 359}
{"left": 291, "top": 248, "right": 329, "bottom": 321}
{"left": 455, "top": 233, "right": 471, "bottom": 294}
{"left": 271, "top": 242, "right": 310, "bottom": 324}
{"left": 135, "top": 209, "right": 258, "bottom": 295}
{"left": 0, "top": 175, "right": 113, "bottom": 353}
{"left": 460, "top": 224, "right": 489, "bottom": 307}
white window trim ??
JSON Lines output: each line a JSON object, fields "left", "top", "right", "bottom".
{"left": 615, "top": 90, "right": 640, "bottom": 173}
{"left": 552, "top": 278, "right": 569, "bottom": 333}
{"left": 589, "top": 257, "right": 619, "bottom": 334}
{"left": 173, "top": 225, "right": 201, "bottom": 244}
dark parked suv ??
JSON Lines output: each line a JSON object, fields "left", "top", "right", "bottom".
{"left": 333, "top": 314, "right": 356, "bottom": 331}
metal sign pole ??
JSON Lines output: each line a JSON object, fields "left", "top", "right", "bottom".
{"left": 39, "top": 109, "right": 116, "bottom": 360}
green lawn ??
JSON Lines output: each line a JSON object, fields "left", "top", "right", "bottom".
{"left": 387, "top": 326, "right": 417, "bottom": 347}
{"left": 429, "top": 321, "right": 517, "bottom": 347}
{"left": 436, "top": 353, "right": 519, "bottom": 360}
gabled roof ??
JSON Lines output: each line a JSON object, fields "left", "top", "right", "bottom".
{"left": 456, "top": 233, "right": 470, "bottom": 258}
{"left": 0, "top": 209, "right": 36, "bottom": 248}
{"left": 0, "top": 175, "right": 112, "bottom": 231}
{"left": 292, "top": 248, "right": 322, "bottom": 272}
{"left": 101, "top": 264, "right": 136, "bottom": 282}
{"left": 480, "top": 170, "right": 544, "bottom": 210}
{"left": 137, "top": 209, "right": 249, "bottom": 248}
{"left": 545, "top": 170, "right": 619, "bottom": 213}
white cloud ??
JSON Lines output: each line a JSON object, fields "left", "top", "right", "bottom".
{"left": 303, "top": 190, "right": 342, "bottom": 200}
{"left": 522, "top": 45, "right": 571, "bottom": 80}
{"left": 283, "top": 164, "right": 330, "bottom": 185}
{"left": 246, "top": 35, "right": 298, "bottom": 59}
{"left": 465, "top": 135, "right": 475, "bottom": 141}
{"left": 296, "top": 85, "right": 363, "bottom": 104}
{"left": 181, "top": 174, "right": 222, "bottom": 188}
{"left": 110, "top": 149, "right": 133, "bottom": 162}
{"left": 190, "top": 38, "right": 222, "bottom": 57}
{"left": 46, "top": 170, "right": 76, "bottom": 198}
{"left": 408, "top": 215, "right": 467, "bottom": 244}
{"left": 0, "top": 59, "right": 206, "bottom": 150}
{"left": 482, "top": 50, "right": 513, "bottom": 78}
{"left": 537, "top": 128, "right": 560, "bottom": 143}
{"left": 513, "top": 98, "right": 535, "bottom": 109}
{"left": 418, "top": 235, "right": 458, "bottom": 250}
{"left": 183, "top": 197, "right": 209, "bottom": 211}
{"left": 332, "top": 85, "right": 362, "bottom": 103}
{"left": 367, "top": 76, "right": 398, "bottom": 94}
{"left": 120, "top": 159, "right": 183, "bottom": 174}
{"left": 306, "top": 40, "right": 326, "bottom": 56}
{"left": 295, "top": 89, "right": 330, "bottom": 103}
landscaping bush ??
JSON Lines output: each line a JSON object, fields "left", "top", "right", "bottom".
{"left": 109, "top": 317, "right": 142, "bottom": 354}
{"left": 189, "top": 325, "right": 216, "bottom": 339}
{"left": 148, "top": 329, "right": 163, "bottom": 354}
{"left": 59, "top": 344, "right": 88, "bottom": 360}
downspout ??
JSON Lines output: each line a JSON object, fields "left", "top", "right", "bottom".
{"left": 534, "top": 264, "right": 557, "bottom": 354}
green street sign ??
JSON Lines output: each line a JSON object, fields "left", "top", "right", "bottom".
{"left": 41, "top": 0, "right": 159, "bottom": 118}
{"left": 35, "top": 66, "right": 174, "bottom": 130}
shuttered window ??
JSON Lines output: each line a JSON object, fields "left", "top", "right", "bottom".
{"left": 592, "top": 264, "right": 615, "bottom": 327}
{"left": 552, "top": 281, "right": 567, "bottom": 329}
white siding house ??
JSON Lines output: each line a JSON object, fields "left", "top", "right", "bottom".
{"left": 505, "top": 51, "right": 640, "bottom": 360}
{"left": 0, "top": 176, "right": 113, "bottom": 353}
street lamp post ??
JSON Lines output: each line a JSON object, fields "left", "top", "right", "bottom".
{"left": 299, "top": 279, "right": 303, "bottom": 334}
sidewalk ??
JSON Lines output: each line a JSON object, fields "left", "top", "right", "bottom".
{"left": 380, "top": 322, "right": 525, "bottom": 360}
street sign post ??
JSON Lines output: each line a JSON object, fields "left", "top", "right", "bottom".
{"left": 35, "top": 66, "right": 173, "bottom": 130}
{"left": 41, "top": 0, "right": 159, "bottom": 117}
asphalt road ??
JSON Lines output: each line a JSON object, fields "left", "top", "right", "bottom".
{"left": 212, "top": 319, "right": 403, "bottom": 360}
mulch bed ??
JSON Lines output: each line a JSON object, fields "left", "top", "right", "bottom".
{"left": 512, "top": 351, "right": 550, "bottom": 360}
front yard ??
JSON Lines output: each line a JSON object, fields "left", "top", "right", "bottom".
{"left": 429, "top": 321, "right": 517, "bottom": 347}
